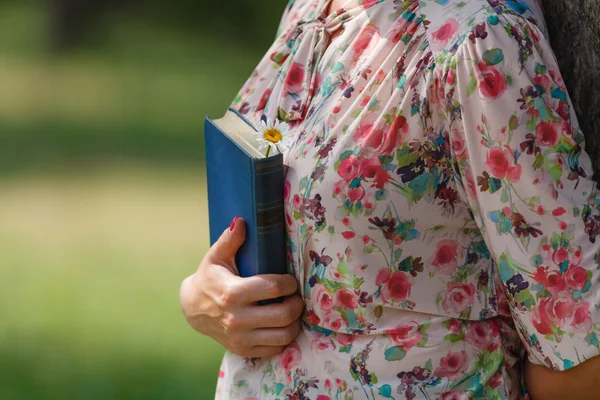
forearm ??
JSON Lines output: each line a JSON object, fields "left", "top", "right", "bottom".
{"left": 525, "top": 357, "right": 600, "bottom": 400}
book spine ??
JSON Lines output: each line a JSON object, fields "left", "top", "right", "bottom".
{"left": 252, "top": 154, "right": 286, "bottom": 276}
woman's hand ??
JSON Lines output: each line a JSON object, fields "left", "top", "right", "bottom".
{"left": 180, "top": 217, "right": 304, "bottom": 358}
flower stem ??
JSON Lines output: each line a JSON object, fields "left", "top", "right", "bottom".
{"left": 266, "top": 146, "right": 271, "bottom": 157}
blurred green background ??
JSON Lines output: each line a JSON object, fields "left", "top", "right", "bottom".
{"left": 0, "top": 0, "right": 285, "bottom": 398}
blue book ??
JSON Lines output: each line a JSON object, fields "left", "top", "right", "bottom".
{"left": 204, "top": 108, "right": 286, "bottom": 278}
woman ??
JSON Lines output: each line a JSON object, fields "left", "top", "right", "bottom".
{"left": 180, "top": 0, "right": 600, "bottom": 398}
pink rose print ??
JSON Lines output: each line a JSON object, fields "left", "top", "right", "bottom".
{"left": 306, "top": 309, "right": 321, "bottom": 326}
{"left": 448, "top": 318, "right": 462, "bottom": 334}
{"left": 359, "top": 126, "right": 398, "bottom": 156}
{"left": 488, "top": 372, "right": 503, "bottom": 389}
{"left": 485, "top": 146, "right": 522, "bottom": 181}
{"left": 430, "top": 18, "right": 459, "bottom": 51}
{"left": 256, "top": 88, "right": 272, "bottom": 111}
{"left": 352, "top": 24, "right": 380, "bottom": 60}
{"left": 293, "top": 193, "right": 302, "bottom": 210}
{"left": 506, "top": 161, "right": 522, "bottom": 182}
{"left": 314, "top": 284, "right": 334, "bottom": 311}
{"left": 465, "top": 320, "right": 500, "bottom": 350}
{"left": 430, "top": 239, "right": 461, "bottom": 275}
{"left": 327, "top": 267, "right": 345, "bottom": 282}
{"left": 450, "top": 128, "right": 467, "bottom": 160}
{"left": 308, "top": 71, "right": 323, "bottom": 100}
{"left": 338, "top": 154, "right": 360, "bottom": 179}
{"left": 283, "top": 180, "right": 291, "bottom": 201}
{"left": 382, "top": 271, "right": 414, "bottom": 303}
{"left": 354, "top": 113, "right": 403, "bottom": 156}
{"left": 384, "top": 321, "right": 424, "bottom": 350}
{"left": 535, "top": 121, "right": 561, "bottom": 147}
{"left": 441, "top": 389, "right": 470, "bottom": 400}
{"left": 348, "top": 185, "right": 366, "bottom": 202}
{"left": 475, "top": 61, "right": 507, "bottom": 99}
{"left": 532, "top": 296, "right": 567, "bottom": 335}
{"left": 324, "top": 313, "right": 347, "bottom": 331}
{"left": 279, "top": 342, "right": 302, "bottom": 375}
{"left": 316, "top": 396, "right": 331, "bottom": 400}
{"left": 285, "top": 212, "right": 295, "bottom": 231}
{"left": 313, "top": 336, "right": 333, "bottom": 351}
{"left": 335, "top": 378, "right": 347, "bottom": 391}
{"left": 571, "top": 301, "right": 593, "bottom": 333}
{"left": 333, "top": 179, "right": 349, "bottom": 196}
{"left": 359, "top": 157, "right": 390, "bottom": 188}
{"left": 532, "top": 294, "right": 592, "bottom": 335}
{"left": 532, "top": 72, "right": 551, "bottom": 94}
{"left": 390, "top": 115, "right": 410, "bottom": 145}
{"left": 337, "top": 333, "right": 356, "bottom": 346}
{"left": 284, "top": 62, "right": 305, "bottom": 94}
{"left": 334, "top": 288, "right": 359, "bottom": 309}
{"left": 429, "top": 74, "right": 446, "bottom": 105}
{"left": 435, "top": 350, "right": 469, "bottom": 380}
{"left": 341, "top": 231, "right": 356, "bottom": 239}
{"left": 464, "top": 166, "right": 477, "bottom": 198}
{"left": 556, "top": 100, "right": 571, "bottom": 121}
{"left": 376, "top": 268, "right": 391, "bottom": 286}
{"left": 570, "top": 248, "right": 583, "bottom": 266}
{"left": 446, "top": 68, "right": 456, "bottom": 85}
{"left": 388, "top": 20, "right": 409, "bottom": 43}
{"left": 533, "top": 266, "right": 566, "bottom": 296}
{"left": 442, "top": 283, "right": 475, "bottom": 314}
{"left": 551, "top": 246, "right": 569, "bottom": 264}
{"left": 549, "top": 69, "right": 566, "bottom": 91}
{"left": 565, "top": 266, "right": 588, "bottom": 291}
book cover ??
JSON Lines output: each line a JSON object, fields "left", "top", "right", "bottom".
{"left": 204, "top": 108, "right": 286, "bottom": 278}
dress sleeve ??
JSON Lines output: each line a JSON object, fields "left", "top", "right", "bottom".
{"left": 446, "top": 14, "right": 600, "bottom": 371}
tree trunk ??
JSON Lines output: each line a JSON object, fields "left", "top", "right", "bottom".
{"left": 541, "top": 0, "right": 600, "bottom": 180}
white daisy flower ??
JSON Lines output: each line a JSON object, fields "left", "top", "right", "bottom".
{"left": 253, "top": 118, "right": 293, "bottom": 157}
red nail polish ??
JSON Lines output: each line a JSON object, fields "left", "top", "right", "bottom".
{"left": 230, "top": 216, "right": 240, "bottom": 231}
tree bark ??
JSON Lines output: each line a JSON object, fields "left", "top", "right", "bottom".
{"left": 541, "top": 0, "right": 600, "bottom": 180}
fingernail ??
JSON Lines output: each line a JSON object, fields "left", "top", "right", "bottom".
{"left": 230, "top": 216, "right": 240, "bottom": 231}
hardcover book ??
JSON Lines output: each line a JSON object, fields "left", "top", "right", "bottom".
{"left": 204, "top": 108, "right": 286, "bottom": 278}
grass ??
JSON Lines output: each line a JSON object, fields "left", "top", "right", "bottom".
{"left": 0, "top": 166, "right": 225, "bottom": 399}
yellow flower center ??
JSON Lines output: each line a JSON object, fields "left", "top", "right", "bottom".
{"left": 263, "top": 128, "right": 283, "bottom": 143}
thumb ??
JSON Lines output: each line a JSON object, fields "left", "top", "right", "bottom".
{"left": 209, "top": 216, "right": 246, "bottom": 264}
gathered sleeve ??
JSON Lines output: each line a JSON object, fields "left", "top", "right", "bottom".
{"left": 446, "top": 14, "right": 600, "bottom": 371}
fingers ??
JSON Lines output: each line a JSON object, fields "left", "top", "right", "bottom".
{"left": 215, "top": 273, "right": 298, "bottom": 307}
{"left": 251, "top": 320, "right": 302, "bottom": 347}
{"left": 227, "top": 320, "right": 302, "bottom": 355}
{"left": 246, "top": 294, "right": 305, "bottom": 328}
{"left": 238, "top": 274, "right": 299, "bottom": 304}
{"left": 220, "top": 294, "right": 304, "bottom": 331}
{"left": 208, "top": 216, "right": 246, "bottom": 264}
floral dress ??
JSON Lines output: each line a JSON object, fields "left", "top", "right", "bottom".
{"left": 215, "top": 0, "right": 600, "bottom": 399}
